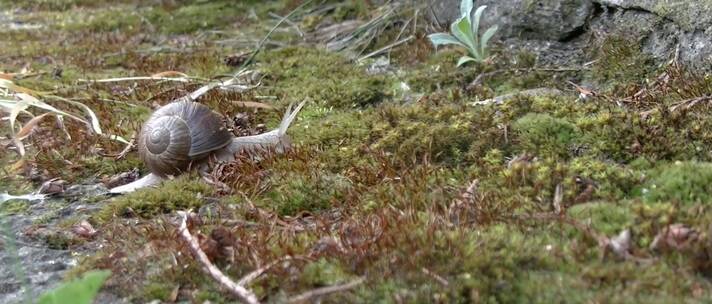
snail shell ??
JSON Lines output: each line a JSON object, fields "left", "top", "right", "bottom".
{"left": 138, "top": 101, "right": 233, "bottom": 177}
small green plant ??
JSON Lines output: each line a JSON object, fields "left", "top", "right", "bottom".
{"left": 38, "top": 270, "right": 111, "bottom": 304}
{"left": 427, "top": 0, "right": 498, "bottom": 66}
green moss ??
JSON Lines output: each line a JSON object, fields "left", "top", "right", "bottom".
{"left": 44, "top": 231, "right": 81, "bottom": 250}
{"left": 405, "top": 49, "right": 480, "bottom": 94}
{"left": 331, "top": 1, "right": 370, "bottom": 21}
{"left": 259, "top": 171, "right": 351, "bottom": 216}
{"left": 642, "top": 161, "right": 712, "bottom": 206}
{"left": 140, "top": 282, "right": 173, "bottom": 302}
{"left": 0, "top": 200, "right": 30, "bottom": 215}
{"left": 146, "top": 2, "right": 241, "bottom": 34}
{"left": 512, "top": 113, "right": 578, "bottom": 158}
{"left": 568, "top": 156, "right": 643, "bottom": 200}
{"left": 589, "top": 36, "right": 655, "bottom": 93}
{"left": 62, "top": 8, "right": 142, "bottom": 32}
{"left": 301, "top": 258, "right": 351, "bottom": 286}
{"left": 569, "top": 202, "right": 634, "bottom": 235}
{"left": 94, "top": 175, "right": 214, "bottom": 222}
{"left": 291, "top": 108, "right": 375, "bottom": 171}
{"left": 371, "top": 102, "right": 504, "bottom": 166}
{"left": 6, "top": 1, "right": 712, "bottom": 302}
{"left": 258, "top": 47, "right": 390, "bottom": 108}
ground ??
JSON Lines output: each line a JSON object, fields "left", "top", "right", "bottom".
{"left": 1, "top": 0, "right": 712, "bottom": 303}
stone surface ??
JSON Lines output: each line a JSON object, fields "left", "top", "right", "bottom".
{"left": 0, "top": 184, "right": 124, "bottom": 304}
{"left": 428, "top": 0, "right": 712, "bottom": 70}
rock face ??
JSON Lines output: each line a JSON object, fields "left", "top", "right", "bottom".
{"left": 429, "top": 0, "right": 712, "bottom": 70}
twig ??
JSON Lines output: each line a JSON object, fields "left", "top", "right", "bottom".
{"left": 237, "top": 255, "right": 302, "bottom": 286}
{"left": 668, "top": 95, "right": 712, "bottom": 112}
{"left": 358, "top": 35, "right": 414, "bottom": 62}
{"left": 421, "top": 267, "right": 449, "bottom": 287}
{"left": 177, "top": 211, "right": 260, "bottom": 304}
{"left": 287, "top": 277, "right": 365, "bottom": 303}
{"left": 640, "top": 94, "right": 712, "bottom": 118}
{"left": 115, "top": 132, "right": 136, "bottom": 160}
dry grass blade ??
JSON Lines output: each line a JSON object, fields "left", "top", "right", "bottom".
{"left": 47, "top": 95, "right": 104, "bottom": 135}
{"left": 287, "top": 277, "right": 365, "bottom": 303}
{"left": 78, "top": 76, "right": 192, "bottom": 83}
{"left": 151, "top": 71, "right": 190, "bottom": 78}
{"left": 11, "top": 137, "right": 25, "bottom": 156}
{"left": 4, "top": 99, "right": 29, "bottom": 133}
{"left": 15, "top": 93, "right": 86, "bottom": 123}
{"left": 0, "top": 78, "right": 43, "bottom": 95}
{"left": 16, "top": 112, "right": 50, "bottom": 139}
{"left": 230, "top": 101, "right": 275, "bottom": 110}
{"left": 237, "top": 255, "right": 296, "bottom": 286}
{"left": 177, "top": 211, "right": 260, "bottom": 304}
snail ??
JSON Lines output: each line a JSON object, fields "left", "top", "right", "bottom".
{"left": 109, "top": 99, "right": 305, "bottom": 194}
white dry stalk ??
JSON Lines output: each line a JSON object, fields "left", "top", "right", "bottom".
{"left": 238, "top": 256, "right": 295, "bottom": 286}
{"left": 177, "top": 211, "right": 260, "bottom": 304}
{"left": 287, "top": 277, "right": 365, "bottom": 303}
{"left": 78, "top": 76, "right": 192, "bottom": 83}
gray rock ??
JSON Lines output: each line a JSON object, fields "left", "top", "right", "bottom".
{"left": 430, "top": 0, "right": 594, "bottom": 41}
{"left": 427, "top": 0, "right": 712, "bottom": 70}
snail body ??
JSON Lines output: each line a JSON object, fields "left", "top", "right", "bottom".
{"left": 110, "top": 99, "right": 305, "bottom": 193}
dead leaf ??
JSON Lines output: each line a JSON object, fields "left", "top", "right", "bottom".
{"left": 8, "top": 159, "right": 27, "bottom": 173}
{"left": 568, "top": 81, "right": 596, "bottom": 100}
{"left": 16, "top": 113, "right": 50, "bottom": 139}
{"left": 197, "top": 232, "right": 220, "bottom": 262}
{"left": 71, "top": 220, "right": 97, "bottom": 238}
{"left": 104, "top": 168, "right": 140, "bottom": 188}
{"left": 168, "top": 285, "right": 180, "bottom": 302}
{"left": 650, "top": 224, "right": 699, "bottom": 252}
{"left": 38, "top": 178, "right": 66, "bottom": 195}
{"left": 601, "top": 229, "right": 632, "bottom": 260}
{"left": 224, "top": 51, "right": 252, "bottom": 67}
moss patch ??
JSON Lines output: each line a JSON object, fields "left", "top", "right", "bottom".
{"left": 642, "top": 161, "right": 712, "bottom": 206}
{"left": 95, "top": 175, "right": 214, "bottom": 222}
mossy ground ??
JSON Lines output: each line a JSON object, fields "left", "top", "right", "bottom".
{"left": 2, "top": 0, "right": 712, "bottom": 303}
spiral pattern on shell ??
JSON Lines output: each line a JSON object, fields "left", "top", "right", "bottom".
{"left": 138, "top": 101, "right": 233, "bottom": 177}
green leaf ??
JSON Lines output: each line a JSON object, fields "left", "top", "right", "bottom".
{"left": 480, "top": 25, "right": 498, "bottom": 58}
{"left": 459, "top": 0, "right": 474, "bottom": 19}
{"left": 456, "top": 56, "right": 478, "bottom": 67}
{"left": 450, "top": 16, "right": 478, "bottom": 58}
{"left": 39, "top": 270, "right": 111, "bottom": 304}
{"left": 472, "top": 5, "right": 488, "bottom": 47}
{"left": 428, "top": 33, "right": 467, "bottom": 48}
